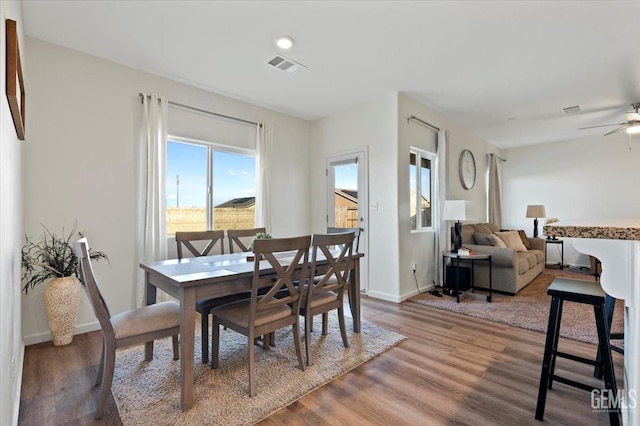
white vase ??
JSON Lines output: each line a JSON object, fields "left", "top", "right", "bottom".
{"left": 44, "top": 276, "right": 80, "bottom": 346}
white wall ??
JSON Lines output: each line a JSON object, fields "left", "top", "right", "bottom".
{"left": 502, "top": 132, "right": 640, "bottom": 266}
{"left": 311, "top": 93, "right": 399, "bottom": 301}
{"left": 397, "top": 93, "right": 502, "bottom": 300}
{"left": 1, "top": 2, "right": 25, "bottom": 423}
{"left": 22, "top": 37, "right": 311, "bottom": 344}
{"left": 310, "top": 92, "right": 502, "bottom": 302}
{"left": 397, "top": 95, "right": 437, "bottom": 298}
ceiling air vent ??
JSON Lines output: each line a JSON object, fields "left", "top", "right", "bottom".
{"left": 561, "top": 105, "right": 582, "bottom": 115}
{"left": 266, "top": 55, "right": 307, "bottom": 74}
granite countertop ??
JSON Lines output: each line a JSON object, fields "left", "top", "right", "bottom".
{"left": 544, "top": 220, "right": 640, "bottom": 241}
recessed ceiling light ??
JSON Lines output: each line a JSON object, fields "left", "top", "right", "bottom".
{"left": 275, "top": 36, "right": 294, "bottom": 49}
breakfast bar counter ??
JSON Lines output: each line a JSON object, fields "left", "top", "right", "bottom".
{"left": 545, "top": 220, "right": 640, "bottom": 425}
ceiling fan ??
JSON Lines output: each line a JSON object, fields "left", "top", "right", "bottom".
{"left": 579, "top": 102, "right": 640, "bottom": 136}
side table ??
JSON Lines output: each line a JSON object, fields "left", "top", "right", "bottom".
{"left": 545, "top": 238, "right": 564, "bottom": 270}
{"left": 442, "top": 252, "right": 492, "bottom": 303}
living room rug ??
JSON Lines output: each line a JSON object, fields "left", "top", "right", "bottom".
{"left": 410, "top": 268, "right": 623, "bottom": 345}
{"left": 111, "top": 314, "right": 405, "bottom": 425}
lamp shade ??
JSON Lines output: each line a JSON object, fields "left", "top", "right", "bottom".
{"left": 443, "top": 200, "right": 472, "bottom": 221}
{"left": 526, "top": 205, "right": 546, "bottom": 218}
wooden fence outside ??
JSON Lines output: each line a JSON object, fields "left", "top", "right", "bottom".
{"left": 168, "top": 205, "right": 358, "bottom": 234}
{"left": 166, "top": 207, "right": 255, "bottom": 235}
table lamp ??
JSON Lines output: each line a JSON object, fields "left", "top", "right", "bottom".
{"left": 443, "top": 200, "right": 472, "bottom": 253}
{"left": 526, "top": 204, "right": 546, "bottom": 238}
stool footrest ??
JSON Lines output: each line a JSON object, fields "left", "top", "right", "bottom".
{"left": 555, "top": 351, "right": 599, "bottom": 367}
{"left": 551, "top": 374, "right": 600, "bottom": 393}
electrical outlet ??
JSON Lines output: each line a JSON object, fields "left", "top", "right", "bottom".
{"left": 411, "top": 262, "right": 417, "bottom": 272}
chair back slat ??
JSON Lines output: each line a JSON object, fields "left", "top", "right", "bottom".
{"left": 74, "top": 238, "right": 115, "bottom": 338}
{"left": 228, "top": 227, "right": 266, "bottom": 253}
{"left": 175, "top": 230, "right": 225, "bottom": 259}
{"left": 311, "top": 232, "right": 354, "bottom": 295}
{"left": 251, "top": 236, "right": 310, "bottom": 319}
{"left": 327, "top": 226, "right": 361, "bottom": 252}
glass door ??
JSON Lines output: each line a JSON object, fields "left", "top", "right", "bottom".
{"left": 326, "top": 150, "right": 368, "bottom": 293}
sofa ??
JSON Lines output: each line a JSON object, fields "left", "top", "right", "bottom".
{"left": 456, "top": 223, "right": 545, "bottom": 294}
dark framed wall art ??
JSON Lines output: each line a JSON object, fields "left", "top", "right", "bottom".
{"left": 6, "top": 19, "right": 25, "bottom": 140}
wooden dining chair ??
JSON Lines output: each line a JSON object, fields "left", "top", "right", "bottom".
{"left": 303, "top": 232, "right": 354, "bottom": 365}
{"left": 227, "top": 227, "right": 267, "bottom": 253}
{"left": 211, "top": 235, "right": 310, "bottom": 396}
{"left": 74, "top": 238, "right": 180, "bottom": 419}
{"left": 175, "top": 230, "right": 249, "bottom": 364}
{"left": 324, "top": 227, "right": 360, "bottom": 332}
{"left": 176, "top": 230, "right": 225, "bottom": 258}
{"left": 327, "top": 226, "right": 360, "bottom": 252}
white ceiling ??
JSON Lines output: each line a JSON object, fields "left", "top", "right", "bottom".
{"left": 22, "top": 1, "right": 640, "bottom": 148}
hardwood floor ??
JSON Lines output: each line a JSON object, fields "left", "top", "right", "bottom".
{"left": 19, "top": 296, "right": 623, "bottom": 425}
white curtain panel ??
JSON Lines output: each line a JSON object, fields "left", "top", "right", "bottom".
{"left": 135, "top": 93, "right": 169, "bottom": 306}
{"left": 255, "top": 123, "right": 272, "bottom": 232}
{"left": 434, "top": 129, "right": 449, "bottom": 286}
{"left": 488, "top": 153, "right": 503, "bottom": 229}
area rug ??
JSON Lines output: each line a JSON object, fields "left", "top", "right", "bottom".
{"left": 111, "top": 314, "right": 405, "bottom": 425}
{"left": 410, "top": 268, "right": 623, "bottom": 345}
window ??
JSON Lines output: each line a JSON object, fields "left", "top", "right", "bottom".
{"left": 410, "top": 148, "right": 435, "bottom": 231}
{"left": 166, "top": 138, "right": 256, "bottom": 235}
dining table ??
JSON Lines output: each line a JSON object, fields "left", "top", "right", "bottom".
{"left": 545, "top": 220, "right": 640, "bottom": 425}
{"left": 139, "top": 249, "right": 363, "bottom": 411}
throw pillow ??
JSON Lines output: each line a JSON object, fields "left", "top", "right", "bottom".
{"left": 473, "top": 223, "right": 494, "bottom": 236}
{"left": 473, "top": 232, "right": 491, "bottom": 246}
{"left": 487, "top": 233, "right": 507, "bottom": 248}
{"left": 495, "top": 230, "right": 528, "bottom": 251}
{"left": 517, "top": 230, "right": 531, "bottom": 249}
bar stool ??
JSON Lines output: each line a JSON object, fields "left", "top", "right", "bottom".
{"left": 590, "top": 258, "right": 624, "bottom": 379}
{"left": 535, "top": 277, "right": 620, "bottom": 425}
{"left": 594, "top": 294, "right": 624, "bottom": 378}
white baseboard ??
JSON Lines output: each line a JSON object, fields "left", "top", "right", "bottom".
{"left": 23, "top": 321, "right": 101, "bottom": 346}
{"left": 400, "top": 284, "right": 436, "bottom": 301}
{"left": 366, "top": 290, "right": 403, "bottom": 303}
{"left": 367, "top": 283, "right": 436, "bottom": 303}
{"left": 568, "top": 263, "right": 591, "bottom": 269}
{"left": 74, "top": 321, "right": 102, "bottom": 337}
{"left": 13, "top": 342, "right": 24, "bottom": 426}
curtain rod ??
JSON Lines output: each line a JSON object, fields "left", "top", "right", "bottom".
{"left": 487, "top": 153, "right": 507, "bottom": 162}
{"left": 407, "top": 115, "right": 440, "bottom": 132}
{"left": 138, "top": 93, "right": 261, "bottom": 127}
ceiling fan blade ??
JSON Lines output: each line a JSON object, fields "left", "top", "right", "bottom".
{"left": 604, "top": 124, "right": 631, "bottom": 136}
{"left": 578, "top": 122, "right": 627, "bottom": 130}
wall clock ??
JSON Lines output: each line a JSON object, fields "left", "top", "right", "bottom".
{"left": 459, "top": 149, "right": 476, "bottom": 190}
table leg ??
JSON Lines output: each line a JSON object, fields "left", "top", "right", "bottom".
{"left": 471, "top": 260, "right": 475, "bottom": 294}
{"left": 560, "top": 242, "right": 564, "bottom": 270}
{"left": 180, "top": 286, "right": 196, "bottom": 411}
{"left": 347, "top": 269, "right": 355, "bottom": 326}
{"left": 488, "top": 257, "right": 493, "bottom": 303}
{"left": 144, "top": 271, "right": 156, "bottom": 360}
{"left": 442, "top": 256, "right": 446, "bottom": 293}
{"left": 349, "top": 258, "right": 361, "bottom": 333}
{"left": 456, "top": 257, "right": 460, "bottom": 303}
